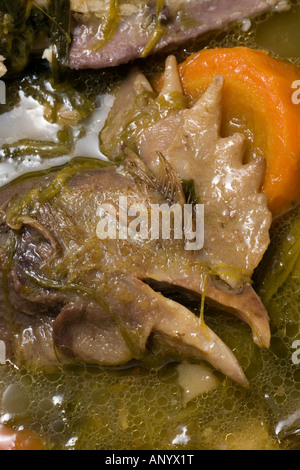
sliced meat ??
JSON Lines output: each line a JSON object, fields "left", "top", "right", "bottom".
{"left": 69, "top": 0, "right": 285, "bottom": 69}
{"left": 101, "top": 55, "right": 272, "bottom": 289}
{"left": 52, "top": 275, "right": 248, "bottom": 385}
{"left": 100, "top": 55, "right": 272, "bottom": 346}
{"left": 137, "top": 62, "right": 272, "bottom": 290}
{"left": 144, "top": 269, "right": 271, "bottom": 349}
{"left": 0, "top": 157, "right": 254, "bottom": 386}
{"left": 53, "top": 298, "right": 133, "bottom": 366}
{"left": 0, "top": 57, "right": 273, "bottom": 385}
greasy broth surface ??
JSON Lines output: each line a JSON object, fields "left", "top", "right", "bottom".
{"left": 1, "top": 1, "right": 300, "bottom": 450}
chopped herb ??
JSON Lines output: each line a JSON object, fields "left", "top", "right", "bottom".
{"left": 48, "top": 0, "right": 71, "bottom": 83}
{"left": 141, "top": 0, "right": 166, "bottom": 58}
{"left": 93, "top": 0, "right": 120, "bottom": 51}
{"left": 0, "top": 0, "right": 48, "bottom": 74}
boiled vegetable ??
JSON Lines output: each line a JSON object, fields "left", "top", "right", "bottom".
{"left": 178, "top": 47, "right": 300, "bottom": 216}
{"left": 93, "top": 0, "right": 120, "bottom": 52}
{"left": 0, "top": 0, "right": 48, "bottom": 75}
{"left": 0, "top": 425, "right": 44, "bottom": 450}
{"left": 47, "top": 0, "right": 71, "bottom": 83}
{"left": 255, "top": 203, "right": 300, "bottom": 327}
{"left": 140, "top": 0, "right": 165, "bottom": 58}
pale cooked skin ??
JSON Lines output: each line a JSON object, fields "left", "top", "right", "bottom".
{"left": 0, "top": 163, "right": 250, "bottom": 387}
{"left": 0, "top": 57, "right": 272, "bottom": 387}
{"left": 101, "top": 55, "right": 272, "bottom": 351}
{"left": 69, "top": 0, "right": 284, "bottom": 68}
{"left": 138, "top": 56, "right": 272, "bottom": 290}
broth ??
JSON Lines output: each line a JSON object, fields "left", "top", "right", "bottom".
{"left": 1, "top": 1, "right": 300, "bottom": 450}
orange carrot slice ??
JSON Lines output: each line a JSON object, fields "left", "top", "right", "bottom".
{"left": 178, "top": 47, "right": 300, "bottom": 216}
{"left": 0, "top": 425, "right": 44, "bottom": 450}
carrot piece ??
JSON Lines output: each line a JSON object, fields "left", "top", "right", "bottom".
{"left": 0, "top": 425, "right": 44, "bottom": 450}
{"left": 178, "top": 47, "right": 300, "bottom": 216}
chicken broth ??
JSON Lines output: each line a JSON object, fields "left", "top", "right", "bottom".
{"left": 1, "top": 1, "right": 300, "bottom": 451}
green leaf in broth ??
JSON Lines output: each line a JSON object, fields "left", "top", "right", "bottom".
{"left": 0, "top": 0, "right": 48, "bottom": 74}
{"left": 92, "top": 0, "right": 120, "bottom": 52}
{"left": 46, "top": 0, "right": 71, "bottom": 83}
{"left": 0, "top": 138, "right": 71, "bottom": 160}
{"left": 256, "top": 206, "right": 300, "bottom": 309}
{"left": 140, "top": 0, "right": 165, "bottom": 58}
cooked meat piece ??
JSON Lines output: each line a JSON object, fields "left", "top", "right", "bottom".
{"left": 0, "top": 56, "right": 272, "bottom": 386}
{"left": 0, "top": 159, "right": 251, "bottom": 386}
{"left": 100, "top": 56, "right": 272, "bottom": 348}
{"left": 137, "top": 57, "right": 272, "bottom": 290}
{"left": 68, "top": 0, "right": 284, "bottom": 69}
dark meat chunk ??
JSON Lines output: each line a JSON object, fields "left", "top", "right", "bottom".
{"left": 0, "top": 156, "right": 266, "bottom": 386}
{"left": 68, "top": 0, "right": 285, "bottom": 69}
{"left": 0, "top": 56, "right": 273, "bottom": 386}
{"left": 100, "top": 56, "right": 272, "bottom": 348}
